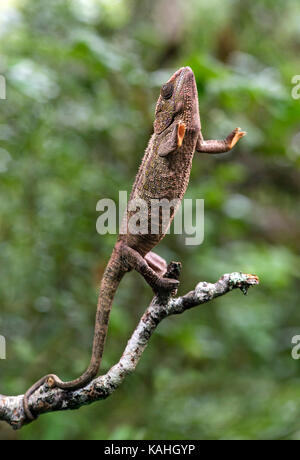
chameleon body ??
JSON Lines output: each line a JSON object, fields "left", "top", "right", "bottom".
{"left": 24, "top": 67, "right": 246, "bottom": 419}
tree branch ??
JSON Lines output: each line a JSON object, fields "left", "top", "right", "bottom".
{"left": 0, "top": 264, "right": 259, "bottom": 430}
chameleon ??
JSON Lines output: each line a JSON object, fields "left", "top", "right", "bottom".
{"left": 23, "top": 66, "right": 246, "bottom": 420}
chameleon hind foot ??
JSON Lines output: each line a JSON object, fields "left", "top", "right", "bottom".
{"left": 155, "top": 276, "right": 179, "bottom": 294}
{"left": 121, "top": 244, "right": 179, "bottom": 294}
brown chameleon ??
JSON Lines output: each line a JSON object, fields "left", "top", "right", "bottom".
{"left": 23, "top": 66, "right": 246, "bottom": 419}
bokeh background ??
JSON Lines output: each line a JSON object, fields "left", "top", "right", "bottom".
{"left": 1, "top": 0, "right": 300, "bottom": 440}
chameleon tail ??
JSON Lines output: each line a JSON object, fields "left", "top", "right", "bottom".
{"left": 88, "top": 250, "right": 125, "bottom": 379}
{"left": 23, "top": 248, "right": 125, "bottom": 420}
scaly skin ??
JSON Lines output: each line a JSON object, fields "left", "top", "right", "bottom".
{"left": 23, "top": 67, "right": 246, "bottom": 420}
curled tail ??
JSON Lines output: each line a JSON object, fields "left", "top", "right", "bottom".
{"left": 23, "top": 248, "right": 125, "bottom": 420}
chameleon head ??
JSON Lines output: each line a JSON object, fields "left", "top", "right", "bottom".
{"left": 154, "top": 66, "right": 201, "bottom": 135}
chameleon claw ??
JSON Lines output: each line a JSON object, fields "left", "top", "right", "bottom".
{"left": 155, "top": 277, "right": 180, "bottom": 295}
{"left": 47, "top": 376, "right": 56, "bottom": 387}
{"left": 228, "top": 127, "right": 247, "bottom": 149}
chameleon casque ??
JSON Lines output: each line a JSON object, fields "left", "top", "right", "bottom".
{"left": 23, "top": 66, "right": 246, "bottom": 419}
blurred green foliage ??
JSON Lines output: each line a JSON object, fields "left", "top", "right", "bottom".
{"left": 1, "top": 0, "right": 300, "bottom": 440}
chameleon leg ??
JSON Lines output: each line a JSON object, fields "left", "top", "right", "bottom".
{"left": 196, "top": 128, "right": 246, "bottom": 153}
{"left": 144, "top": 251, "right": 167, "bottom": 276}
{"left": 121, "top": 244, "right": 179, "bottom": 293}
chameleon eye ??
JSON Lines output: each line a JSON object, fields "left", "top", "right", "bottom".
{"left": 160, "top": 82, "right": 173, "bottom": 99}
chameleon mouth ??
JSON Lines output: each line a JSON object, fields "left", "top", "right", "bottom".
{"left": 167, "top": 67, "right": 185, "bottom": 82}
{"left": 171, "top": 67, "right": 190, "bottom": 121}
{"left": 168, "top": 67, "right": 187, "bottom": 95}
{"left": 154, "top": 67, "right": 192, "bottom": 135}
{"left": 168, "top": 66, "right": 193, "bottom": 89}
{"left": 168, "top": 66, "right": 188, "bottom": 83}
{"left": 169, "top": 66, "right": 194, "bottom": 113}
{"left": 174, "top": 68, "right": 187, "bottom": 95}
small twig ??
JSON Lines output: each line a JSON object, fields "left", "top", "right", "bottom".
{"left": 0, "top": 265, "right": 259, "bottom": 430}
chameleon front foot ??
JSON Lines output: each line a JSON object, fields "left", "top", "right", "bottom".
{"left": 196, "top": 127, "right": 246, "bottom": 153}
{"left": 227, "top": 127, "right": 247, "bottom": 149}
